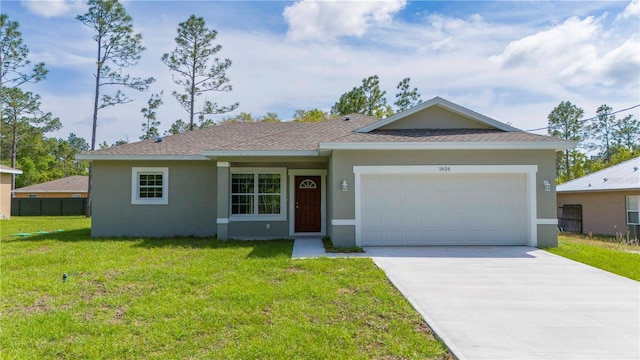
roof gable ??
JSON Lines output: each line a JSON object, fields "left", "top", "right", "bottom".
{"left": 357, "top": 97, "right": 520, "bottom": 133}
{"left": 557, "top": 157, "right": 640, "bottom": 192}
{"left": 76, "top": 98, "right": 575, "bottom": 160}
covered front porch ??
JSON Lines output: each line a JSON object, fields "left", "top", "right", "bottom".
{"left": 213, "top": 157, "right": 331, "bottom": 240}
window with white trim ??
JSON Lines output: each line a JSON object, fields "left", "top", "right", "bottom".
{"left": 131, "top": 167, "right": 168, "bottom": 205}
{"left": 230, "top": 168, "right": 286, "bottom": 220}
{"left": 627, "top": 196, "right": 639, "bottom": 225}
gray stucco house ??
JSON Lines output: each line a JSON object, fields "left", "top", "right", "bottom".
{"left": 557, "top": 156, "right": 640, "bottom": 238}
{"left": 77, "top": 97, "right": 573, "bottom": 247}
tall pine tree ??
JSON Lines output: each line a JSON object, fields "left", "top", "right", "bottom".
{"left": 162, "top": 15, "right": 238, "bottom": 131}
{"left": 77, "top": 0, "right": 154, "bottom": 216}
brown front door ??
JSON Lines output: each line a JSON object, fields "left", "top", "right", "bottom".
{"left": 295, "top": 176, "right": 321, "bottom": 233}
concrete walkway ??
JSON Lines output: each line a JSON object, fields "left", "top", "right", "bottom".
{"left": 291, "top": 238, "right": 327, "bottom": 259}
{"left": 291, "top": 239, "right": 369, "bottom": 259}
{"left": 366, "top": 246, "right": 640, "bottom": 360}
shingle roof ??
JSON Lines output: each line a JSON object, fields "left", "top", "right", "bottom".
{"left": 81, "top": 114, "right": 378, "bottom": 156}
{"left": 13, "top": 175, "right": 88, "bottom": 193}
{"left": 331, "top": 128, "right": 564, "bottom": 143}
{"left": 557, "top": 157, "right": 640, "bottom": 192}
{"left": 78, "top": 113, "right": 573, "bottom": 159}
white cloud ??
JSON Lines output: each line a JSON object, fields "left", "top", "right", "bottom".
{"left": 489, "top": 15, "right": 639, "bottom": 89}
{"left": 283, "top": 0, "right": 407, "bottom": 41}
{"left": 618, "top": 0, "right": 640, "bottom": 19}
{"left": 27, "top": 1, "right": 638, "bottom": 146}
{"left": 569, "top": 36, "right": 640, "bottom": 87}
{"left": 490, "top": 16, "right": 600, "bottom": 69}
{"left": 21, "top": 0, "right": 85, "bottom": 18}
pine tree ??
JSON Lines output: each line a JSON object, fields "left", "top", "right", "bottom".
{"left": 162, "top": 15, "right": 238, "bottom": 131}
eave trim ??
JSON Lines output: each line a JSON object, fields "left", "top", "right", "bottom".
{"left": 0, "top": 168, "right": 23, "bottom": 175}
{"left": 75, "top": 155, "right": 209, "bottom": 161}
{"left": 319, "top": 141, "right": 575, "bottom": 151}
{"left": 201, "top": 150, "right": 319, "bottom": 157}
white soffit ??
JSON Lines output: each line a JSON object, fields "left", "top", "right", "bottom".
{"left": 0, "top": 167, "right": 23, "bottom": 175}
{"left": 318, "top": 141, "right": 574, "bottom": 151}
{"left": 201, "top": 150, "right": 319, "bottom": 157}
{"left": 76, "top": 154, "right": 208, "bottom": 161}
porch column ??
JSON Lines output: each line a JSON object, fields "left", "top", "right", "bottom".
{"left": 216, "top": 162, "right": 230, "bottom": 240}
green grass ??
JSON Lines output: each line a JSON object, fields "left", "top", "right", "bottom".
{"left": 1, "top": 217, "right": 449, "bottom": 359}
{"left": 322, "top": 236, "right": 364, "bottom": 253}
{"left": 546, "top": 234, "right": 640, "bottom": 281}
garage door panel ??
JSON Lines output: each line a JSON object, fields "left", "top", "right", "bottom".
{"left": 360, "top": 174, "right": 528, "bottom": 246}
{"left": 362, "top": 195, "right": 383, "bottom": 210}
{"left": 363, "top": 212, "right": 383, "bottom": 227}
{"left": 403, "top": 212, "right": 423, "bottom": 225}
{"left": 363, "top": 231, "right": 383, "bottom": 244}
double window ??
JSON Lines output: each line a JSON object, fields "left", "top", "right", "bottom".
{"left": 231, "top": 168, "right": 285, "bottom": 220}
{"left": 131, "top": 167, "right": 168, "bottom": 205}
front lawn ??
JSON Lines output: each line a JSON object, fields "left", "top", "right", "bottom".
{"left": 546, "top": 234, "right": 640, "bottom": 281}
{"left": 1, "top": 217, "right": 449, "bottom": 359}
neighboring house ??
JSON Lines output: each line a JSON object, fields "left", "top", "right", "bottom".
{"left": 12, "top": 175, "right": 88, "bottom": 198}
{"left": 77, "top": 97, "right": 573, "bottom": 247}
{"left": 557, "top": 157, "right": 640, "bottom": 238}
{"left": 0, "top": 165, "right": 23, "bottom": 219}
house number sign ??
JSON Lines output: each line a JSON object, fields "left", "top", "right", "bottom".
{"left": 438, "top": 166, "right": 452, "bottom": 172}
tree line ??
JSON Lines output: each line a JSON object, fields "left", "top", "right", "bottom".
{"left": 2, "top": 0, "right": 638, "bottom": 204}
{"left": 1, "top": 14, "right": 88, "bottom": 189}
{"left": 547, "top": 101, "right": 639, "bottom": 183}
{"left": 1, "top": 0, "right": 424, "bottom": 198}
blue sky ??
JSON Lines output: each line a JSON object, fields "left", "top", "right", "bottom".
{"left": 4, "top": 0, "right": 640, "bottom": 145}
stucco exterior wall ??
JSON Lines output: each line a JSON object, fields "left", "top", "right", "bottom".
{"left": 557, "top": 190, "right": 640, "bottom": 236}
{"left": 14, "top": 192, "right": 88, "bottom": 198}
{"left": 0, "top": 173, "right": 12, "bottom": 219}
{"left": 222, "top": 160, "right": 329, "bottom": 239}
{"left": 380, "top": 106, "right": 494, "bottom": 130}
{"left": 329, "top": 149, "right": 558, "bottom": 247}
{"left": 91, "top": 160, "right": 217, "bottom": 237}
{"left": 228, "top": 221, "right": 289, "bottom": 239}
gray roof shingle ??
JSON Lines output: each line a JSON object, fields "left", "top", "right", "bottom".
{"left": 13, "top": 175, "right": 88, "bottom": 193}
{"left": 332, "top": 128, "right": 565, "bottom": 143}
{"left": 78, "top": 114, "right": 572, "bottom": 158}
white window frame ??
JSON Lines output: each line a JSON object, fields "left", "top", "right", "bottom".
{"left": 131, "top": 167, "right": 169, "bottom": 205}
{"left": 627, "top": 196, "right": 640, "bottom": 225}
{"left": 230, "top": 167, "right": 286, "bottom": 221}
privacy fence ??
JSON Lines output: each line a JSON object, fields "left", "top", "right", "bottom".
{"left": 11, "top": 198, "right": 87, "bottom": 216}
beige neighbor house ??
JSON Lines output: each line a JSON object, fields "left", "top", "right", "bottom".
{"left": 0, "top": 165, "right": 23, "bottom": 219}
{"left": 77, "top": 97, "right": 574, "bottom": 247}
{"left": 12, "top": 175, "right": 88, "bottom": 199}
{"left": 557, "top": 157, "right": 640, "bottom": 239}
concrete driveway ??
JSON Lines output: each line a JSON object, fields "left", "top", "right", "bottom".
{"left": 366, "top": 246, "right": 639, "bottom": 360}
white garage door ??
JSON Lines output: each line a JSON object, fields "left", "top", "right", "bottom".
{"left": 360, "top": 174, "right": 528, "bottom": 246}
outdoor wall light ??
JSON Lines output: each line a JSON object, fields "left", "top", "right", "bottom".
{"left": 341, "top": 180, "right": 348, "bottom": 192}
{"left": 543, "top": 180, "right": 551, "bottom": 192}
